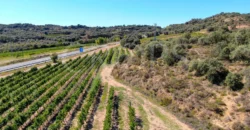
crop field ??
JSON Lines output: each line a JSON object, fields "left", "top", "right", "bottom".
{"left": 0, "top": 47, "right": 129, "bottom": 130}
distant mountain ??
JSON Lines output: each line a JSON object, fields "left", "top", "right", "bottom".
{"left": 165, "top": 12, "right": 250, "bottom": 34}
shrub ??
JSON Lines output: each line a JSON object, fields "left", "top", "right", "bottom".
{"left": 219, "top": 47, "right": 231, "bottom": 60}
{"left": 207, "top": 31, "right": 224, "bottom": 44}
{"left": 207, "top": 67, "right": 228, "bottom": 85}
{"left": 183, "top": 33, "right": 191, "bottom": 40}
{"left": 175, "top": 37, "right": 189, "bottom": 44}
{"left": 207, "top": 26, "right": 215, "bottom": 32}
{"left": 134, "top": 45, "right": 143, "bottom": 58}
{"left": 121, "top": 34, "right": 141, "bottom": 49}
{"left": 30, "top": 67, "right": 38, "bottom": 72}
{"left": 95, "top": 37, "right": 108, "bottom": 45}
{"left": 189, "top": 37, "right": 198, "bottom": 44}
{"left": 160, "top": 97, "right": 172, "bottom": 106}
{"left": 198, "top": 37, "right": 210, "bottom": 45}
{"left": 118, "top": 54, "right": 128, "bottom": 64}
{"left": 189, "top": 59, "right": 228, "bottom": 84}
{"left": 162, "top": 44, "right": 187, "bottom": 66}
{"left": 51, "top": 53, "right": 58, "bottom": 63}
{"left": 230, "top": 45, "right": 250, "bottom": 63}
{"left": 225, "top": 73, "right": 243, "bottom": 91}
{"left": 144, "top": 41, "right": 163, "bottom": 60}
{"left": 234, "top": 29, "right": 249, "bottom": 45}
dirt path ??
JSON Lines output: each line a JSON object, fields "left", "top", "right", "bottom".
{"left": 100, "top": 65, "right": 193, "bottom": 130}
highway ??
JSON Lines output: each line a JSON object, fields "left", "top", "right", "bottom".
{"left": 0, "top": 44, "right": 109, "bottom": 73}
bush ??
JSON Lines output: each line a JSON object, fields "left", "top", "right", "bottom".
{"left": 51, "top": 53, "right": 58, "bottom": 63}
{"left": 162, "top": 44, "right": 187, "bottom": 66}
{"left": 30, "top": 67, "right": 38, "bottom": 72}
{"left": 121, "top": 34, "right": 141, "bottom": 49}
{"left": 189, "top": 59, "right": 228, "bottom": 84}
{"left": 95, "top": 37, "right": 108, "bottom": 45}
{"left": 219, "top": 47, "right": 231, "bottom": 60}
{"left": 183, "top": 33, "right": 191, "bottom": 40}
{"left": 198, "top": 37, "right": 210, "bottom": 45}
{"left": 189, "top": 37, "right": 198, "bottom": 44}
{"left": 234, "top": 29, "right": 249, "bottom": 45}
{"left": 225, "top": 73, "right": 243, "bottom": 91}
{"left": 119, "top": 54, "right": 128, "bottom": 64}
{"left": 207, "top": 67, "right": 228, "bottom": 85}
{"left": 175, "top": 37, "right": 189, "bottom": 44}
{"left": 134, "top": 45, "right": 143, "bottom": 58}
{"left": 144, "top": 41, "right": 163, "bottom": 60}
{"left": 207, "top": 31, "right": 224, "bottom": 44}
{"left": 230, "top": 45, "right": 250, "bottom": 63}
{"left": 207, "top": 26, "right": 215, "bottom": 32}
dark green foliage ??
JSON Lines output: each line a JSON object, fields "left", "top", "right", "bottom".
{"left": 121, "top": 34, "right": 141, "bottom": 49}
{"left": 128, "top": 103, "right": 136, "bottom": 130}
{"left": 51, "top": 53, "right": 58, "bottom": 63}
{"left": 30, "top": 67, "right": 38, "bottom": 72}
{"left": 225, "top": 73, "right": 243, "bottom": 91}
{"left": 144, "top": 41, "right": 163, "bottom": 60}
{"left": 189, "top": 58, "right": 228, "bottom": 84}
{"left": 207, "top": 26, "right": 216, "bottom": 32}
{"left": 95, "top": 37, "right": 108, "bottom": 45}
{"left": 119, "top": 54, "right": 128, "bottom": 64}
{"left": 207, "top": 67, "right": 228, "bottom": 85}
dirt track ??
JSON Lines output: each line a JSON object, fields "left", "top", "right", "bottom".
{"left": 98, "top": 65, "right": 193, "bottom": 130}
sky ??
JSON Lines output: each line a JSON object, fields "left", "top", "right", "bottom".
{"left": 0, "top": 0, "right": 249, "bottom": 27}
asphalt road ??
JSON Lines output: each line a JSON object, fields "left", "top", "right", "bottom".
{"left": 0, "top": 44, "right": 108, "bottom": 73}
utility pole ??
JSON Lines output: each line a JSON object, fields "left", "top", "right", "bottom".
{"left": 154, "top": 23, "right": 157, "bottom": 41}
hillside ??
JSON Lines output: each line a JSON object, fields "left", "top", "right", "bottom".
{"left": 0, "top": 24, "right": 160, "bottom": 52}
{"left": 116, "top": 13, "right": 250, "bottom": 130}
{"left": 165, "top": 12, "right": 250, "bottom": 34}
